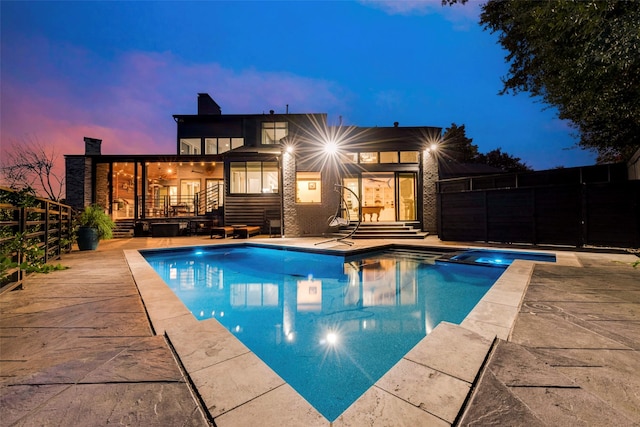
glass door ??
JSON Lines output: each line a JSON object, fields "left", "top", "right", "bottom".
{"left": 362, "top": 173, "right": 395, "bottom": 222}
{"left": 397, "top": 173, "right": 416, "bottom": 221}
{"left": 342, "top": 177, "right": 360, "bottom": 221}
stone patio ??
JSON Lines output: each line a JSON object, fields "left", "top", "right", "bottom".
{"left": 1, "top": 236, "right": 638, "bottom": 426}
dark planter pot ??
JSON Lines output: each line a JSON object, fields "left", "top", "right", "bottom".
{"left": 77, "top": 226, "right": 99, "bottom": 251}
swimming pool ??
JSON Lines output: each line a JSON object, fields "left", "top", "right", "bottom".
{"left": 142, "top": 244, "right": 509, "bottom": 421}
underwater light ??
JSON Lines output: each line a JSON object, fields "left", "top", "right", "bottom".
{"left": 326, "top": 332, "right": 338, "bottom": 345}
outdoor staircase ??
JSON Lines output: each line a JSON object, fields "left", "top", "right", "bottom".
{"left": 335, "top": 222, "right": 428, "bottom": 240}
{"left": 113, "top": 219, "right": 135, "bottom": 238}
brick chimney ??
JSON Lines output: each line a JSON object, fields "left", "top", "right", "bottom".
{"left": 84, "top": 137, "right": 102, "bottom": 155}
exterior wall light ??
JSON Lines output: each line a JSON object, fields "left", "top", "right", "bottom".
{"left": 324, "top": 141, "right": 338, "bottom": 155}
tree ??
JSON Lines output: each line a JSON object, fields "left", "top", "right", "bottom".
{"left": 441, "top": 123, "right": 531, "bottom": 172}
{"left": 444, "top": 0, "right": 640, "bottom": 162}
{"left": 0, "top": 137, "right": 64, "bottom": 202}
{"left": 480, "top": 1, "right": 640, "bottom": 162}
{"left": 440, "top": 123, "right": 479, "bottom": 163}
{"left": 476, "top": 148, "right": 530, "bottom": 173}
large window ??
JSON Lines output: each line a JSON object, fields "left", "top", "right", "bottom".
{"left": 230, "top": 161, "right": 279, "bottom": 194}
{"left": 205, "top": 137, "right": 244, "bottom": 154}
{"left": 180, "top": 138, "right": 201, "bottom": 155}
{"left": 296, "top": 172, "right": 322, "bottom": 203}
{"left": 262, "top": 122, "right": 288, "bottom": 144}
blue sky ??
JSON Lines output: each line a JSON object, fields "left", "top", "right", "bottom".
{"left": 1, "top": 0, "right": 596, "bottom": 171}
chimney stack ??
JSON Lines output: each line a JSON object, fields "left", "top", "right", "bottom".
{"left": 84, "top": 137, "right": 102, "bottom": 155}
{"left": 197, "top": 93, "right": 222, "bottom": 115}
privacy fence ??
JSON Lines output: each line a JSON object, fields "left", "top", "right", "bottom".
{"left": 0, "top": 187, "right": 73, "bottom": 295}
{"left": 437, "top": 163, "right": 640, "bottom": 249}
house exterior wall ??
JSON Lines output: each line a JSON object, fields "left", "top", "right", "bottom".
{"left": 65, "top": 94, "right": 443, "bottom": 236}
{"left": 283, "top": 151, "right": 341, "bottom": 237}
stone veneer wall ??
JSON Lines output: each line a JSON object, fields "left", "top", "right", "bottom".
{"left": 422, "top": 150, "right": 439, "bottom": 233}
{"left": 64, "top": 157, "right": 93, "bottom": 211}
{"left": 94, "top": 163, "right": 110, "bottom": 209}
{"left": 282, "top": 152, "right": 340, "bottom": 237}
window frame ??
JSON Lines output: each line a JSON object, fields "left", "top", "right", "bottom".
{"left": 229, "top": 161, "right": 280, "bottom": 194}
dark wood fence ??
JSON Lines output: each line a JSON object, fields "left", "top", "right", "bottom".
{"left": 0, "top": 187, "right": 73, "bottom": 294}
{"left": 437, "top": 164, "right": 640, "bottom": 248}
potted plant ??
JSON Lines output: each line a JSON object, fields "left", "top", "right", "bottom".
{"left": 76, "top": 204, "right": 115, "bottom": 251}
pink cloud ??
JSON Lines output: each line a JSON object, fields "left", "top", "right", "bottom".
{"left": 1, "top": 36, "right": 354, "bottom": 198}
{"left": 1, "top": 36, "right": 353, "bottom": 155}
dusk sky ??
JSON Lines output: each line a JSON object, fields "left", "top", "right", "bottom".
{"left": 1, "top": 0, "right": 597, "bottom": 172}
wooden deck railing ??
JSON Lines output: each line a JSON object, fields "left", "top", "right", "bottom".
{"left": 0, "top": 187, "right": 73, "bottom": 295}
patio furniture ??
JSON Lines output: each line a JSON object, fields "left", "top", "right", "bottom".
{"left": 151, "top": 222, "right": 180, "bottom": 237}
{"left": 210, "top": 226, "right": 234, "bottom": 239}
{"left": 190, "top": 219, "right": 213, "bottom": 235}
{"left": 233, "top": 225, "right": 261, "bottom": 239}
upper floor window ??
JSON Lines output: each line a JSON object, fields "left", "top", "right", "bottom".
{"left": 359, "top": 152, "right": 378, "bottom": 164}
{"left": 180, "top": 138, "right": 201, "bottom": 155}
{"left": 379, "top": 152, "right": 399, "bottom": 163}
{"left": 205, "top": 137, "right": 244, "bottom": 154}
{"left": 230, "top": 161, "right": 279, "bottom": 194}
{"left": 400, "top": 151, "right": 419, "bottom": 163}
{"left": 262, "top": 122, "right": 288, "bottom": 144}
{"left": 343, "top": 150, "right": 419, "bottom": 164}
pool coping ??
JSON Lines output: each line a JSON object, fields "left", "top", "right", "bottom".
{"left": 124, "top": 241, "right": 580, "bottom": 426}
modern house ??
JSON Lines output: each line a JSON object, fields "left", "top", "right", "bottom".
{"left": 65, "top": 93, "right": 442, "bottom": 238}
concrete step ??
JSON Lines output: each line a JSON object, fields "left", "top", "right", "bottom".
{"left": 337, "top": 222, "right": 427, "bottom": 240}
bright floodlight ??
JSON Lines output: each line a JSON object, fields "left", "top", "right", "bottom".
{"left": 286, "top": 145, "right": 294, "bottom": 154}
{"left": 324, "top": 140, "right": 338, "bottom": 155}
{"left": 430, "top": 143, "right": 438, "bottom": 152}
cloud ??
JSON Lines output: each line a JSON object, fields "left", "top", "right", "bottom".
{"left": 1, "top": 36, "right": 353, "bottom": 159}
{"left": 359, "top": 0, "right": 483, "bottom": 29}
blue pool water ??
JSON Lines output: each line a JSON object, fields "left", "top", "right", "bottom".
{"left": 142, "top": 245, "right": 507, "bottom": 421}
{"left": 451, "top": 249, "right": 555, "bottom": 266}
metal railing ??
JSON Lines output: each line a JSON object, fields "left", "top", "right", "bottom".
{"left": 139, "top": 186, "right": 220, "bottom": 218}
{"left": 0, "top": 187, "right": 73, "bottom": 294}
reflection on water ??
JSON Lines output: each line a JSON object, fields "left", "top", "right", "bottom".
{"left": 144, "top": 246, "right": 503, "bottom": 421}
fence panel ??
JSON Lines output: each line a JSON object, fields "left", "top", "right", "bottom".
{"left": 438, "top": 191, "right": 486, "bottom": 241}
{"left": 486, "top": 188, "right": 534, "bottom": 244}
{"left": 586, "top": 181, "right": 640, "bottom": 248}
{"left": 0, "top": 188, "right": 73, "bottom": 294}
{"left": 438, "top": 180, "right": 640, "bottom": 248}
{"left": 534, "top": 185, "right": 582, "bottom": 246}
